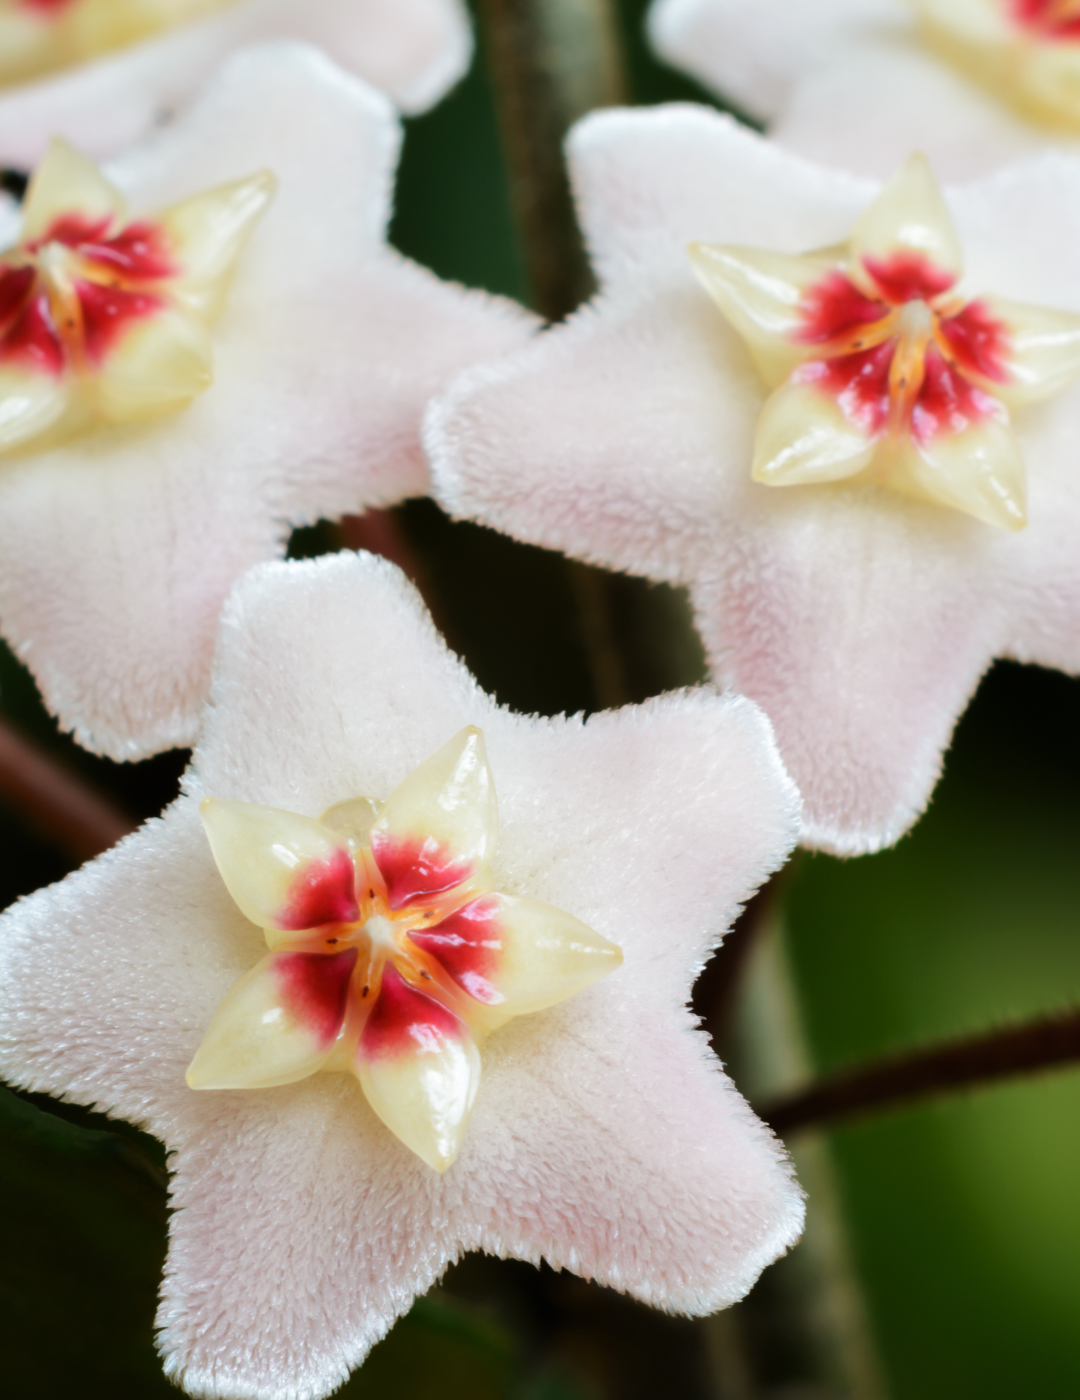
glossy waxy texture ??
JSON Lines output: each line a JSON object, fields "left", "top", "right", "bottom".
{"left": 190, "top": 727, "right": 623, "bottom": 1171}
{"left": 691, "top": 153, "right": 1080, "bottom": 528}
{"left": 0, "top": 136, "right": 271, "bottom": 454}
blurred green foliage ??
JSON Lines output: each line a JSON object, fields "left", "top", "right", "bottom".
{"left": 788, "top": 663, "right": 1080, "bottom": 1400}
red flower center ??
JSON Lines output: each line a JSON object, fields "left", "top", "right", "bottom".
{"left": 0, "top": 212, "right": 176, "bottom": 377}
{"left": 793, "top": 252, "right": 1011, "bottom": 447}
{"left": 269, "top": 837, "right": 502, "bottom": 1060}
{"left": 1010, "top": 0, "right": 1080, "bottom": 40}
{"left": 16, "top": 0, "right": 78, "bottom": 15}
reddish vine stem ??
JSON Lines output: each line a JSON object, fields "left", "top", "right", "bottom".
{"left": 762, "top": 1005, "right": 1080, "bottom": 1135}
{"left": 0, "top": 716, "right": 135, "bottom": 862}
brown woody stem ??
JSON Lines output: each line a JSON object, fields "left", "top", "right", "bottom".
{"left": 478, "top": 0, "right": 630, "bottom": 708}
{"left": 762, "top": 1005, "right": 1080, "bottom": 1135}
{"left": 477, "top": 0, "right": 625, "bottom": 321}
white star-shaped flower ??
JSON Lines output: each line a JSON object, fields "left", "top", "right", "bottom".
{"left": 426, "top": 105, "right": 1080, "bottom": 853}
{"left": 0, "top": 549, "right": 803, "bottom": 1400}
{"left": 648, "top": 0, "right": 1080, "bottom": 180}
{"left": 0, "top": 42, "right": 534, "bottom": 762}
{"left": 0, "top": 0, "right": 471, "bottom": 167}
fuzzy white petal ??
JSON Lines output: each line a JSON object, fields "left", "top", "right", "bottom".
{"left": 428, "top": 106, "right": 1080, "bottom": 852}
{"left": 0, "top": 44, "right": 535, "bottom": 762}
{"left": 0, "top": 0, "right": 472, "bottom": 167}
{"left": 0, "top": 551, "right": 803, "bottom": 1397}
{"left": 648, "top": 0, "right": 1080, "bottom": 181}
{"left": 647, "top": 0, "right": 897, "bottom": 123}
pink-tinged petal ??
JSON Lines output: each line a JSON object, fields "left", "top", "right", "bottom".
{"left": 848, "top": 153, "right": 962, "bottom": 295}
{"left": 773, "top": 30, "right": 1057, "bottom": 180}
{"left": 427, "top": 284, "right": 759, "bottom": 586}
{"left": 357, "top": 962, "right": 480, "bottom": 1171}
{"left": 468, "top": 995, "right": 803, "bottom": 1313}
{"left": 0, "top": 0, "right": 473, "bottom": 168}
{"left": 0, "top": 553, "right": 803, "bottom": 1393}
{"left": 19, "top": 136, "right": 126, "bottom": 241}
{"left": 159, "top": 1080, "right": 459, "bottom": 1400}
{"left": 370, "top": 726, "right": 497, "bottom": 910}
{"left": 186, "top": 946, "right": 357, "bottom": 1090}
{"left": 566, "top": 104, "right": 869, "bottom": 289}
{"left": 691, "top": 498, "right": 1001, "bottom": 853}
{"left": 0, "top": 44, "right": 535, "bottom": 762}
{"left": 647, "top": 0, "right": 1068, "bottom": 182}
{"left": 200, "top": 797, "right": 359, "bottom": 934}
{"left": 646, "top": 0, "right": 891, "bottom": 124}
{"left": 431, "top": 103, "right": 1080, "bottom": 849}
{"left": 410, "top": 892, "right": 622, "bottom": 1025}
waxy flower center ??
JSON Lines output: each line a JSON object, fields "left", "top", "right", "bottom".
{"left": 285, "top": 846, "right": 493, "bottom": 1042}
{"left": 0, "top": 139, "right": 273, "bottom": 455}
{"left": 0, "top": 214, "right": 174, "bottom": 377}
{"left": 794, "top": 257, "right": 1007, "bottom": 448}
{"left": 189, "top": 728, "right": 623, "bottom": 1172}
{"left": 690, "top": 151, "right": 1080, "bottom": 529}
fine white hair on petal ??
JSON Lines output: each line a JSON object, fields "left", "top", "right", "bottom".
{"left": 566, "top": 103, "right": 874, "bottom": 285}
{"left": 0, "top": 0, "right": 473, "bottom": 166}
{"left": 773, "top": 28, "right": 1064, "bottom": 180}
{"left": 0, "top": 551, "right": 804, "bottom": 1400}
{"left": 646, "top": 0, "right": 901, "bottom": 123}
{"left": 426, "top": 102, "right": 1080, "bottom": 854}
{"left": 0, "top": 43, "right": 536, "bottom": 764}
{"left": 647, "top": 0, "right": 1080, "bottom": 181}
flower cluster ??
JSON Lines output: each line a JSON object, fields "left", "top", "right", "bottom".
{"left": 0, "top": 4, "right": 1076, "bottom": 1398}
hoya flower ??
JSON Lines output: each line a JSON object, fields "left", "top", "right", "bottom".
{"left": 0, "top": 549, "right": 804, "bottom": 1400}
{"left": 190, "top": 726, "right": 625, "bottom": 1172}
{"left": 0, "top": 0, "right": 470, "bottom": 166}
{"left": 426, "top": 106, "right": 1080, "bottom": 853}
{"left": 0, "top": 42, "right": 533, "bottom": 761}
{"left": 648, "top": 0, "right": 1080, "bottom": 180}
{"left": 690, "top": 151, "right": 1080, "bottom": 529}
{"left": 0, "top": 136, "right": 273, "bottom": 454}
